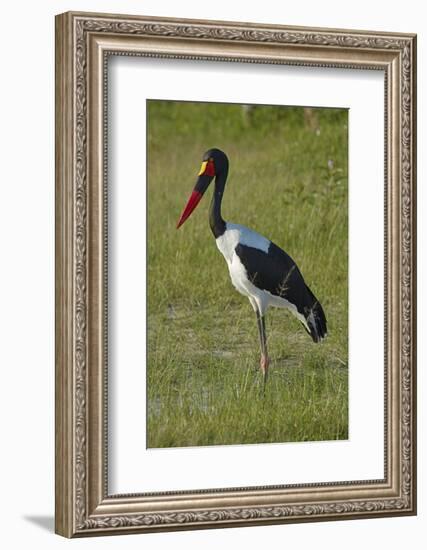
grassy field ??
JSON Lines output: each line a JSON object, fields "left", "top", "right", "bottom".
{"left": 147, "top": 101, "right": 348, "bottom": 448}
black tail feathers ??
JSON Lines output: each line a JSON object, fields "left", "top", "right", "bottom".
{"left": 304, "top": 285, "right": 327, "bottom": 343}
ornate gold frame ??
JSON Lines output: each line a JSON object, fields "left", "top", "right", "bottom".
{"left": 55, "top": 11, "right": 417, "bottom": 537}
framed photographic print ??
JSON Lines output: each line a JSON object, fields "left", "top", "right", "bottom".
{"left": 55, "top": 11, "right": 417, "bottom": 537}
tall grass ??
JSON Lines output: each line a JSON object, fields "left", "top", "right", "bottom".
{"left": 147, "top": 101, "right": 348, "bottom": 448}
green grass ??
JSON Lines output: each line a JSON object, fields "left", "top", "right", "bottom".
{"left": 147, "top": 101, "right": 348, "bottom": 448}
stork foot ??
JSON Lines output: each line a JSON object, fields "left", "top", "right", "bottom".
{"left": 260, "top": 354, "right": 270, "bottom": 384}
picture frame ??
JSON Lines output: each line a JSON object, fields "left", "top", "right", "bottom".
{"left": 55, "top": 11, "right": 417, "bottom": 537}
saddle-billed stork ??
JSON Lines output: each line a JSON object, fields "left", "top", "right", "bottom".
{"left": 177, "top": 148, "right": 327, "bottom": 383}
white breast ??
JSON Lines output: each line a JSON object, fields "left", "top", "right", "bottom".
{"left": 215, "top": 222, "right": 270, "bottom": 264}
{"left": 215, "top": 223, "right": 272, "bottom": 310}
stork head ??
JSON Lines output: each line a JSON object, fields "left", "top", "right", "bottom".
{"left": 176, "top": 149, "right": 229, "bottom": 229}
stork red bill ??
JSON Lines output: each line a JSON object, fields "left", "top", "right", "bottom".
{"left": 176, "top": 190, "right": 203, "bottom": 228}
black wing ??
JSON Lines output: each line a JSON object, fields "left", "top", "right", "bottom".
{"left": 235, "top": 241, "right": 327, "bottom": 342}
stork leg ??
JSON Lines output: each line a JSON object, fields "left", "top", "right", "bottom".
{"left": 256, "top": 309, "right": 270, "bottom": 384}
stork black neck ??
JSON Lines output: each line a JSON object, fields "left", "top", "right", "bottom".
{"left": 209, "top": 172, "right": 227, "bottom": 238}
